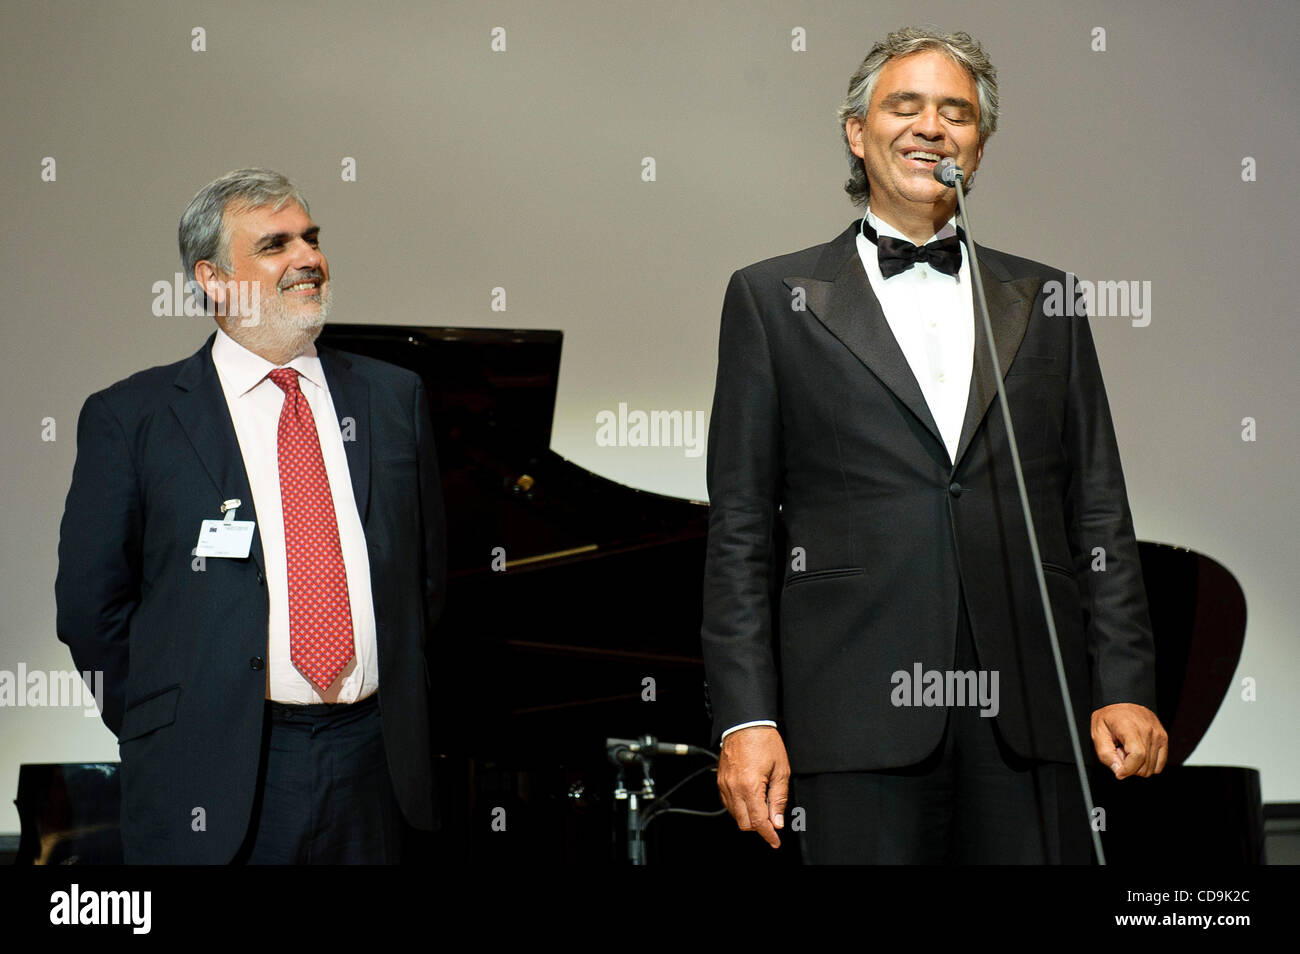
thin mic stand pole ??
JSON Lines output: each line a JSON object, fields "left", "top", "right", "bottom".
{"left": 627, "top": 789, "right": 646, "bottom": 866}
{"left": 951, "top": 173, "right": 1106, "bottom": 866}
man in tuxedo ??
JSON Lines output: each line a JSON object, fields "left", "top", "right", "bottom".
{"left": 702, "top": 28, "right": 1168, "bottom": 863}
{"left": 55, "top": 168, "right": 445, "bottom": 863}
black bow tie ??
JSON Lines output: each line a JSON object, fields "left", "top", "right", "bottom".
{"left": 863, "top": 220, "right": 963, "bottom": 278}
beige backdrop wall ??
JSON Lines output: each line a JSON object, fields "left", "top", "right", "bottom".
{"left": 2, "top": 0, "right": 1296, "bottom": 835}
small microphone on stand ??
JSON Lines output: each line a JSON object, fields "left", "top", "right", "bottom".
{"left": 934, "top": 156, "right": 962, "bottom": 187}
{"left": 604, "top": 736, "right": 718, "bottom": 865}
{"left": 934, "top": 155, "right": 1107, "bottom": 867}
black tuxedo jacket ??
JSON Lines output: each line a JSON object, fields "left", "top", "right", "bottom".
{"left": 701, "top": 221, "right": 1157, "bottom": 773}
{"left": 55, "top": 332, "right": 446, "bottom": 863}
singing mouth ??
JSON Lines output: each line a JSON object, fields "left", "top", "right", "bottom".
{"left": 902, "top": 149, "right": 944, "bottom": 168}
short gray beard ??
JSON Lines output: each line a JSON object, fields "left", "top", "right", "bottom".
{"left": 227, "top": 282, "right": 333, "bottom": 363}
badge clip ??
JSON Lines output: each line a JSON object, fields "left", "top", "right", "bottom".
{"left": 220, "top": 498, "right": 242, "bottom": 525}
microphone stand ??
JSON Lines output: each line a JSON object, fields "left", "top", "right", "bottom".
{"left": 939, "top": 159, "right": 1107, "bottom": 866}
{"left": 605, "top": 735, "right": 722, "bottom": 865}
{"left": 608, "top": 738, "right": 656, "bottom": 865}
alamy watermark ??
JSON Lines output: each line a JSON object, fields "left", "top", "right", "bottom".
{"left": 0, "top": 665, "right": 104, "bottom": 717}
{"left": 151, "top": 272, "right": 262, "bottom": 325}
{"left": 595, "top": 402, "right": 705, "bottom": 458}
{"left": 891, "top": 663, "right": 1000, "bottom": 717}
{"left": 50, "top": 884, "right": 150, "bottom": 934}
{"left": 1042, "top": 272, "right": 1151, "bottom": 327}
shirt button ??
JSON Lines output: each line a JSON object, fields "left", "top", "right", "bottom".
{"left": 937, "top": 372, "right": 946, "bottom": 383}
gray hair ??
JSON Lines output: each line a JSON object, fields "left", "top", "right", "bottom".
{"left": 178, "top": 168, "right": 311, "bottom": 287}
{"left": 837, "top": 27, "right": 999, "bottom": 206}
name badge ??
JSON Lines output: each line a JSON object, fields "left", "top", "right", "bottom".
{"left": 193, "top": 498, "right": 255, "bottom": 559}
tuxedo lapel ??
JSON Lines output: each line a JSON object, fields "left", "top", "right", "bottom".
{"left": 785, "top": 223, "right": 944, "bottom": 449}
{"left": 318, "top": 346, "right": 371, "bottom": 524}
{"left": 949, "top": 247, "right": 1041, "bottom": 473}
{"left": 786, "top": 223, "right": 1043, "bottom": 473}
{"left": 169, "top": 335, "right": 265, "bottom": 575}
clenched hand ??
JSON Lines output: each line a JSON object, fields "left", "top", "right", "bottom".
{"left": 1092, "top": 703, "right": 1168, "bottom": 779}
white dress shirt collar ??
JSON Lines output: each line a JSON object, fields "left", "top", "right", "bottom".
{"left": 211, "top": 327, "right": 325, "bottom": 396}
{"left": 865, "top": 204, "right": 959, "bottom": 248}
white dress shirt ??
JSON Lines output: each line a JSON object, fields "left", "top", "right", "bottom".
{"left": 721, "top": 206, "right": 975, "bottom": 742}
{"left": 211, "top": 328, "right": 378, "bottom": 703}
{"left": 857, "top": 205, "right": 974, "bottom": 465}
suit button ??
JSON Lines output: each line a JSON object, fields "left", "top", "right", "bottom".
{"left": 250, "top": 656, "right": 265, "bottom": 671}
{"left": 256, "top": 570, "right": 265, "bottom": 585}
{"left": 949, "top": 482, "right": 963, "bottom": 497}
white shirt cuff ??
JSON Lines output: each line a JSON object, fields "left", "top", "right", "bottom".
{"left": 721, "top": 720, "right": 777, "bottom": 741}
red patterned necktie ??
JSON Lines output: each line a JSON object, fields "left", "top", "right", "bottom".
{"left": 268, "top": 368, "right": 355, "bottom": 692}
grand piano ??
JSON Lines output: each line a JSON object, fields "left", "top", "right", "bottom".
{"left": 16, "top": 325, "right": 1262, "bottom": 865}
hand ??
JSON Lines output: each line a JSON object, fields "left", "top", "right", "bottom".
{"left": 717, "top": 726, "right": 791, "bottom": 848}
{"left": 1091, "top": 703, "right": 1168, "bottom": 779}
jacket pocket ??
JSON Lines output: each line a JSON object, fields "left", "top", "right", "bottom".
{"left": 1041, "top": 561, "right": 1075, "bottom": 578}
{"left": 118, "top": 684, "right": 180, "bottom": 743}
{"left": 784, "top": 567, "right": 865, "bottom": 587}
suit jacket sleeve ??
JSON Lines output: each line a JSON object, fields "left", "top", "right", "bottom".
{"left": 55, "top": 391, "right": 139, "bottom": 736}
{"left": 700, "top": 269, "right": 783, "bottom": 743}
{"left": 1062, "top": 305, "right": 1158, "bottom": 712}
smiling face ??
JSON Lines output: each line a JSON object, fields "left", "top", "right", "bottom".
{"left": 196, "top": 200, "right": 331, "bottom": 362}
{"left": 845, "top": 49, "right": 984, "bottom": 240}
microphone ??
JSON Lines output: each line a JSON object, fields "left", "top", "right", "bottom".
{"left": 933, "top": 157, "right": 962, "bottom": 187}
{"left": 606, "top": 737, "right": 712, "bottom": 760}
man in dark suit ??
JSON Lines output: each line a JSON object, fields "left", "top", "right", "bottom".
{"left": 55, "top": 168, "right": 445, "bottom": 863}
{"left": 702, "top": 28, "right": 1167, "bottom": 863}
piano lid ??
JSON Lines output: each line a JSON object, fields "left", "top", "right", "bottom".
{"left": 321, "top": 324, "right": 564, "bottom": 460}
{"left": 318, "top": 324, "right": 710, "bottom": 577}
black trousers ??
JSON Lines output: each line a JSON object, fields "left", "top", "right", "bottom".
{"left": 232, "top": 693, "right": 403, "bottom": 864}
{"left": 793, "top": 594, "right": 1092, "bottom": 864}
